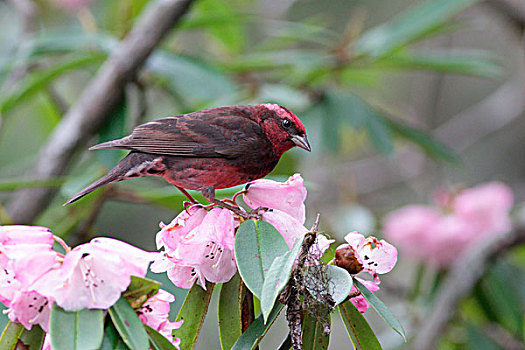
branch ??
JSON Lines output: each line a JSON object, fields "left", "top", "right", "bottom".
{"left": 488, "top": 0, "right": 525, "bottom": 29}
{"left": 411, "top": 226, "right": 525, "bottom": 350}
{"left": 7, "top": 0, "right": 38, "bottom": 37}
{"left": 6, "top": 0, "right": 195, "bottom": 224}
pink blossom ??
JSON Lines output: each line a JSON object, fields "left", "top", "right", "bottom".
{"left": 0, "top": 264, "right": 20, "bottom": 307}
{"left": 152, "top": 208, "right": 237, "bottom": 289}
{"left": 138, "top": 289, "right": 183, "bottom": 348}
{"left": 244, "top": 174, "right": 306, "bottom": 223}
{"left": 452, "top": 182, "right": 513, "bottom": 237}
{"left": 344, "top": 231, "right": 398, "bottom": 277}
{"left": 43, "top": 334, "right": 51, "bottom": 350}
{"left": 261, "top": 209, "right": 308, "bottom": 248}
{"left": 382, "top": 182, "right": 514, "bottom": 267}
{"left": 425, "top": 215, "right": 474, "bottom": 267}
{"left": 383, "top": 206, "right": 441, "bottom": 261}
{"left": 0, "top": 226, "right": 54, "bottom": 246}
{"left": 7, "top": 290, "right": 51, "bottom": 331}
{"left": 0, "top": 226, "right": 58, "bottom": 308}
{"left": 350, "top": 278, "right": 379, "bottom": 313}
{"left": 34, "top": 238, "right": 155, "bottom": 311}
{"left": 156, "top": 205, "right": 208, "bottom": 251}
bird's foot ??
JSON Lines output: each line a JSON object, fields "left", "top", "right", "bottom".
{"left": 176, "top": 186, "right": 198, "bottom": 204}
{"left": 245, "top": 206, "right": 269, "bottom": 220}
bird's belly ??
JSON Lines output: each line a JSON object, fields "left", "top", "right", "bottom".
{"left": 162, "top": 157, "right": 277, "bottom": 190}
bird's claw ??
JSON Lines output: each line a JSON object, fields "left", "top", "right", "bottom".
{"left": 245, "top": 207, "right": 269, "bottom": 220}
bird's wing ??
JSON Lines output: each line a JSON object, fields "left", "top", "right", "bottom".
{"left": 90, "top": 108, "right": 267, "bottom": 159}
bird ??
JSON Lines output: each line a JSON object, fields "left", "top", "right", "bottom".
{"left": 64, "top": 104, "right": 310, "bottom": 215}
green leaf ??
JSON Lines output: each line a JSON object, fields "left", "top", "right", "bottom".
{"left": 302, "top": 265, "right": 352, "bottom": 310}
{"left": 234, "top": 220, "right": 289, "bottom": 299}
{"left": 100, "top": 321, "right": 129, "bottom": 350}
{"left": 325, "top": 265, "right": 353, "bottom": 305}
{"left": 338, "top": 301, "right": 382, "bottom": 350}
{"left": 145, "top": 325, "right": 178, "bottom": 350}
{"left": 354, "top": 279, "right": 406, "bottom": 341}
{"left": 172, "top": 281, "right": 214, "bottom": 350}
{"left": 322, "top": 92, "right": 394, "bottom": 155}
{"left": 147, "top": 51, "right": 237, "bottom": 107}
{"left": 218, "top": 273, "right": 243, "bottom": 350}
{"left": 375, "top": 50, "right": 503, "bottom": 78}
{"left": 354, "top": 0, "right": 482, "bottom": 57}
{"left": 49, "top": 304, "right": 104, "bottom": 350}
{"left": 0, "top": 54, "right": 105, "bottom": 114}
{"left": 381, "top": 116, "right": 459, "bottom": 163}
{"left": 109, "top": 297, "right": 150, "bottom": 350}
{"left": 123, "top": 276, "right": 161, "bottom": 309}
{"left": 302, "top": 313, "right": 330, "bottom": 350}
{"left": 0, "top": 177, "right": 67, "bottom": 191}
{"left": 231, "top": 303, "right": 284, "bottom": 350}
{"left": 194, "top": 0, "right": 245, "bottom": 53}
{"left": 465, "top": 324, "right": 501, "bottom": 350}
{"left": 476, "top": 262, "right": 524, "bottom": 338}
{"left": 260, "top": 236, "right": 304, "bottom": 322}
{"left": 19, "top": 325, "right": 45, "bottom": 350}
{"left": 0, "top": 322, "right": 24, "bottom": 350}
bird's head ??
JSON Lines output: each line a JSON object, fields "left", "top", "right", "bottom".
{"left": 255, "top": 103, "right": 311, "bottom": 156}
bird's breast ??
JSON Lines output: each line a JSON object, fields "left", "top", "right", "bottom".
{"left": 161, "top": 155, "right": 279, "bottom": 190}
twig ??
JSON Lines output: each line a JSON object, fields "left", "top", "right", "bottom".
{"left": 6, "top": 0, "right": 196, "bottom": 224}
{"left": 6, "top": 0, "right": 37, "bottom": 38}
{"left": 411, "top": 226, "right": 525, "bottom": 350}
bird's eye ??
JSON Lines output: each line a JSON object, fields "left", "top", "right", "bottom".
{"left": 282, "top": 119, "right": 292, "bottom": 128}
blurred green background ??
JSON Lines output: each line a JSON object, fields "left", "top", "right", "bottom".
{"left": 0, "top": 0, "right": 524, "bottom": 348}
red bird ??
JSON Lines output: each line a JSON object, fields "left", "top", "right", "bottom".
{"left": 65, "top": 104, "right": 310, "bottom": 213}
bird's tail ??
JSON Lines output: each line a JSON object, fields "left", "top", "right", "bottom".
{"left": 64, "top": 170, "right": 122, "bottom": 206}
{"left": 64, "top": 152, "right": 139, "bottom": 205}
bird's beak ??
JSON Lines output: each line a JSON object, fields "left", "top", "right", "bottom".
{"left": 291, "top": 134, "right": 311, "bottom": 152}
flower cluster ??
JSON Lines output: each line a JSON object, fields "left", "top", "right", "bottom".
{"left": 0, "top": 225, "right": 180, "bottom": 346}
{"left": 152, "top": 174, "right": 332, "bottom": 289}
{"left": 334, "top": 232, "right": 398, "bottom": 312}
{"left": 138, "top": 290, "right": 184, "bottom": 348}
{"left": 383, "top": 182, "right": 513, "bottom": 267}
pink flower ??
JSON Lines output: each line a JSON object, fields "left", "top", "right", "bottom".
{"left": 343, "top": 232, "right": 398, "bottom": 277}
{"left": 452, "top": 182, "right": 513, "bottom": 237}
{"left": 261, "top": 209, "right": 308, "bottom": 249}
{"left": 43, "top": 334, "right": 51, "bottom": 350}
{"left": 350, "top": 278, "right": 379, "bottom": 313}
{"left": 0, "top": 226, "right": 58, "bottom": 308}
{"left": 425, "top": 215, "right": 474, "bottom": 267}
{"left": 152, "top": 208, "right": 237, "bottom": 289}
{"left": 156, "top": 205, "right": 208, "bottom": 251}
{"left": 34, "top": 238, "right": 155, "bottom": 311}
{"left": 0, "top": 226, "right": 54, "bottom": 246}
{"left": 243, "top": 174, "right": 310, "bottom": 248}
{"left": 382, "top": 182, "right": 514, "bottom": 267}
{"left": 244, "top": 174, "right": 306, "bottom": 223}
{"left": 7, "top": 290, "right": 51, "bottom": 331}
{"left": 383, "top": 206, "right": 441, "bottom": 261}
{"left": 138, "top": 289, "right": 183, "bottom": 348}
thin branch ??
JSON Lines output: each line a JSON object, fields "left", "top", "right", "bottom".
{"left": 6, "top": 0, "right": 196, "bottom": 224}
{"left": 411, "top": 226, "right": 525, "bottom": 350}
{"left": 488, "top": 0, "right": 525, "bottom": 29}
{"left": 7, "top": 0, "right": 38, "bottom": 38}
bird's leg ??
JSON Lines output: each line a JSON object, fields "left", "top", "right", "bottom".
{"left": 175, "top": 185, "right": 198, "bottom": 204}
{"left": 201, "top": 186, "right": 248, "bottom": 218}
{"left": 246, "top": 206, "right": 270, "bottom": 220}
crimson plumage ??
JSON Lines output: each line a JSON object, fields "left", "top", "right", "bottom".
{"left": 65, "top": 104, "right": 310, "bottom": 206}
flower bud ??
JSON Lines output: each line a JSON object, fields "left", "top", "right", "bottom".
{"left": 334, "top": 244, "right": 363, "bottom": 274}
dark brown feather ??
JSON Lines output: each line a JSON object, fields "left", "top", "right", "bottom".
{"left": 89, "top": 107, "right": 265, "bottom": 159}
